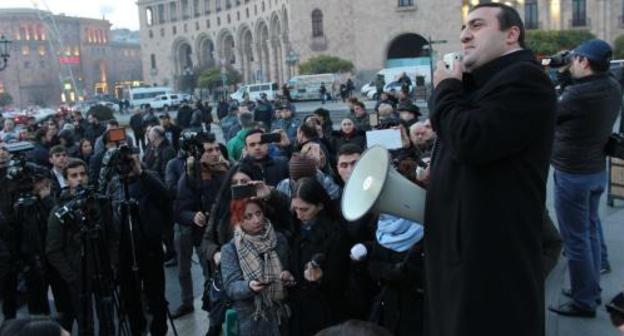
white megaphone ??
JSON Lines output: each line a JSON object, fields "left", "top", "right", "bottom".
{"left": 341, "top": 145, "right": 427, "bottom": 223}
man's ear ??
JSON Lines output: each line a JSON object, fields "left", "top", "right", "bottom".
{"left": 506, "top": 26, "right": 521, "bottom": 46}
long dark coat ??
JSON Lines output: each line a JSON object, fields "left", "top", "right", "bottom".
{"left": 426, "top": 50, "right": 556, "bottom": 336}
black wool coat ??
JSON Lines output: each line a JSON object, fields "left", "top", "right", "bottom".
{"left": 426, "top": 50, "right": 556, "bottom": 336}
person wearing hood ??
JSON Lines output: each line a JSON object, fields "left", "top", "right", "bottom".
{"left": 226, "top": 112, "right": 256, "bottom": 161}
{"left": 332, "top": 117, "right": 366, "bottom": 152}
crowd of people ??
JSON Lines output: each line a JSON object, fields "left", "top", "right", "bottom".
{"left": 1, "top": 3, "right": 624, "bottom": 336}
{"left": 0, "top": 53, "right": 436, "bottom": 335}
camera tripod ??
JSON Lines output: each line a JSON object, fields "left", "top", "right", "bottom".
{"left": 74, "top": 204, "right": 131, "bottom": 336}
{"left": 119, "top": 176, "right": 179, "bottom": 336}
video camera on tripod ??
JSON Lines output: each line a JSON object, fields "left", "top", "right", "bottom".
{"left": 53, "top": 186, "right": 98, "bottom": 225}
{"left": 3, "top": 142, "right": 50, "bottom": 204}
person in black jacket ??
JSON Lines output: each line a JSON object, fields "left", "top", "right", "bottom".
{"left": 427, "top": 4, "right": 556, "bottom": 335}
{"left": 548, "top": 39, "right": 622, "bottom": 318}
{"left": 159, "top": 113, "right": 182, "bottom": 151}
{"left": 46, "top": 159, "right": 118, "bottom": 335}
{"left": 288, "top": 177, "right": 351, "bottom": 336}
{"left": 106, "top": 154, "right": 171, "bottom": 336}
{"left": 240, "top": 129, "right": 289, "bottom": 187}
{"left": 129, "top": 108, "right": 146, "bottom": 151}
{"left": 331, "top": 118, "right": 366, "bottom": 153}
{"left": 172, "top": 136, "right": 228, "bottom": 318}
{"left": 83, "top": 114, "right": 106, "bottom": 145}
{"left": 143, "top": 126, "right": 176, "bottom": 181}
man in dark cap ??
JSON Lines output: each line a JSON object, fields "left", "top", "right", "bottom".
{"left": 397, "top": 102, "right": 421, "bottom": 127}
{"left": 549, "top": 38, "right": 622, "bottom": 318}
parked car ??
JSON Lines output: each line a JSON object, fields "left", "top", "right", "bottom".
{"left": 365, "top": 80, "right": 413, "bottom": 100}
{"left": 149, "top": 93, "right": 181, "bottom": 110}
{"left": 230, "top": 82, "right": 279, "bottom": 103}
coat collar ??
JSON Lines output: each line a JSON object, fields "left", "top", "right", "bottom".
{"left": 466, "top": 49, "right": 537, "bottom": 88}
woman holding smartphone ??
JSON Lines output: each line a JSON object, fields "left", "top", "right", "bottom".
{"left": 220, "top": 198, "right": 294, "bottom": 336}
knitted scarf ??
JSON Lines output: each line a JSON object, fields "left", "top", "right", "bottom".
{"left": 234, "top": 221, "right": 285, "bottom": 321}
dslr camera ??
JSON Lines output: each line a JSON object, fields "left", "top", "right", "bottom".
{"left": 54, "top": 186, "right": 97, "bottom": 225}
{"left": 541, "top": 50, "right": 572, "bottom": 68}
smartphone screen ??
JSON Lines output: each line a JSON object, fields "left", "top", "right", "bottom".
{"left": 107, "top": 128, "right": 126, "bottom": 143}
{"left": 231, "top": 184, "right": 257, "bottom": 199}
{"left": 260, "top": 133, "right": 281, "bottom": 144}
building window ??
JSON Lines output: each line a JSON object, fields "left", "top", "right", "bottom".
{"left": 161, "top": 27, "right": 165, "bottom": 37}
{"left": 158, "top": 4, "right": 166, "bottom": 24}
{"left": 184, "top": 23, "right": 188, "bottom": 32}
{"left": 73, "top": 46, "right": 80, "bottom": 56}
{"left": 226, "top": 0, "right": 232, "bottom": 9}
{"left": 173, "top": 26, "right": 177, "bottom": 35}
{"left": 207, "top": 19, "right": 211, "bottom": 28}
{"left": 151, "top": 54, "right": 157, "bottom": 69}
{"left": 311, "top": 9, "right": 324, "bottom": 37}
{"left": 261, "top": 1, "right": 265, "bottom": 12}
{"left": 398, "top": 0, "right": 414, "bottom": 6}
{"left": 194, "top": 0, "right": 200, "bottom": 17}
{"left": 146, "top": 7, "right": 154, "bottom": 26}
{"left": 572, "top": 0, "right": 586, "bottom": 26}
{"left": 24, "top": 61, "right": 30, "bottom": 69}
{"left": 237, "top": 11, "right": 240, "bottom": 21}
{"left": 227, "top": 14, "right": 231, "bottom": 23}
{"left": 37, "top": 45, "right": 46, "bottom": 56}
{"left": 525, "top": 0, "right": 538, "bottom": 29}
{"left": 149, "top": 30, "right": 154, "bottom": 38}
{"left": 254, "top": 5, "right": 257, "bottom": 14}
{"left": 22, "top": 45, "right": 30, "bottom": 56}
{"left": 216, "top": 0, "right": 222, "bottom": 11}
{"left": 204, "top": 0, "right": 211, "bottom": 14}
{"left": 182, "top": 0, "right": 190, "bottom": 19}
{"left": 246, "top": 8, "right": 249, "bottom": 18}
{"left": 217, "top": 17, "right": 221, "bottom": 26}
{"left": 196, "top": 22, "right": 200, "bottom": 30}
{"left": 170, "top": 2, "right": 178, "bottom": 21}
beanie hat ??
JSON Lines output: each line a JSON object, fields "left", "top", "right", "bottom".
{"left": 288, "top": 153, "right": 317, "bottom": 181}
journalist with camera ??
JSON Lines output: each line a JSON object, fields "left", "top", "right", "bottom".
{"left": 106, "top": 148, "right": 171, "bottom": 336}
{"left": 547, "top": 39, "right": 622, "bottom": 318}
{"left": 0, "top": 142, "right": 71, "bottom": 325}
{"left": 45, "top": 158, "right": 118, "bottom": 335}
{"left": 173, "top": 133, "right": 228, "bottom": 318}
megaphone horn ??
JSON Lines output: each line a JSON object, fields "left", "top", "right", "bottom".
{"left": 341, "top": 145, "right": 427, "bottom": 223}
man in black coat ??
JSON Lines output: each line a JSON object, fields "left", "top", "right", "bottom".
{"left": 426, "top": 4, "right": 556, "bottom": 336}
{"left": 129, "top": 108, "right": 146, "bottom": 151}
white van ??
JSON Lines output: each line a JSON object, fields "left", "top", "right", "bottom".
{"left": 287, "top": 74, "right": 337, "bottom": 101}
{"left": 362, "top": 66, "right": 431, "bottom": 100}
{"left": 230, "top": 82, "right": 279, "bottom": 102}
{"left": 128, "top": 86, "right": 173, "bottom": 108}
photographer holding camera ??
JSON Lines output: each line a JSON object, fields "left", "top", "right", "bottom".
{"left": 46, "top": 158, "right": 118, "bottom": 335}
{"left": 173, "top": 133, "right": 228, "bottom": 318}
{"left": 548, "top": 39, "right": 622, "bottom": 318}
{"left": 106, "top": 150, "right": 171, "bottom": 335}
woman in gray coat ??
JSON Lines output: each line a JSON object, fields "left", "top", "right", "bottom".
{"left": 220, "top": 197, "right": 295, "bottom": 336}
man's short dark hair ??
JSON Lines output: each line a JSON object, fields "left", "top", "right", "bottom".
{"left": 583, "top": 57, "right": 610, "bottom": 74}
{"left": 107, "top": 119, "right": 119, "bottom": 128}
{"left": 471, "top": 3, "right": 526, "bottom": 49}
{"left": 49, "top": 145, "right": 66, "bottom": 158}
{"left": 353, "top": 101, "right": 366, "bottom": 109}
{"left": 337, "top": 143, "right": 363, "bottom": 158}
{"left": 298, "top": 121, "right": 318, "bottom": 140}
{"left": 244, "top": 128, "right": 265, "bottom": 145}
{"left": 63, "top": 158, "right": 87, "bottom": 178}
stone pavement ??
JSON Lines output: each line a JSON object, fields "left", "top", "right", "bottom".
{"left": 545, "top": 170, "right": 624, "bottom": 336}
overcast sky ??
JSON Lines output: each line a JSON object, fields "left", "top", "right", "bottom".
{"left": 0, "top": 0, "right": 139, "bottom": 30}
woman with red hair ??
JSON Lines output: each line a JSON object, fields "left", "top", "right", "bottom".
{"left": 220, "top": 197, "right": 295, "bottom": 335}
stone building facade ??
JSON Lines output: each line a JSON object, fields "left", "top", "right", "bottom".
{"left": 520, "top": 0, "right": 624, "bottom": 44}
{"left": 137, "top": 0, "right": 475, "bottom": 89}
{"left": 0, "top": 8, "right": 143, "bottom": 108}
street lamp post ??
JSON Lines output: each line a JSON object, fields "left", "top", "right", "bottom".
{"left": 285, "top": 50, "right": 299, "bottom": 78}
{"left": 0, "top": 35, "right": 12, "bottom": 72}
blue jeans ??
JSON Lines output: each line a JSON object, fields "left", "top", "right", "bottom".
{"left": 554, "top": 169, "right": 606, "bottom": 310}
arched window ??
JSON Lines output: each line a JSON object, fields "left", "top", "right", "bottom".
{"left": 146, "top": 7, "right": 154, "bottom": 26}
{"left": 311, "top": 9, "right": 323, "bottom": 37}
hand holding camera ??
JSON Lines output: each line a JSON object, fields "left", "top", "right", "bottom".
{"left": 193, "top": 211, "right": 208, "bottom": 227}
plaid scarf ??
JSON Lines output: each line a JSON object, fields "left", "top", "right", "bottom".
{"left": 234, "top": 221, "right": 286, "bottom": 321}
